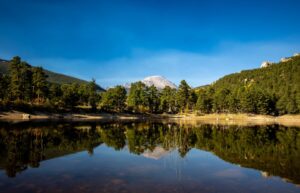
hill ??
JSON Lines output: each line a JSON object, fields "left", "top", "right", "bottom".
{"left": 0, "top": 58, "right": 104, "bottom": 90}
{"left": 195, "top": 54, "right": 300, "bottom": 115}
{"left": 211, "top": 54, "right": 300, "bottom": 93}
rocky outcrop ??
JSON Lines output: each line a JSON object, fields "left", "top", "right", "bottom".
{"left": 280, "top": 57, "right": 292, "bottom": 63}
{"left": 294, "top": 53, "right": 300, "bottom": 57}
{"left": 260, "top": 52, "right": 300, "bottom": 68}
{"left": 260, "top": 61, "right": 274, "bottom": 68}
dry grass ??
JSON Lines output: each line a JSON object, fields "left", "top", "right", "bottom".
{"left": 1, "top": 111, "right": 300, "bottom": 127}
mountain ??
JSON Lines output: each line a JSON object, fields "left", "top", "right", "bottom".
{"left": 125, "top": 75, "right": 177, "bottom": 90}
{"left": 142, "top": 76, "right": 177, "bottom": 89}
{"left": 142, "top": 146, "right": 172, "bottom": 160}
{"left": 0, "top": 58, "right": 104, "bottom": 91}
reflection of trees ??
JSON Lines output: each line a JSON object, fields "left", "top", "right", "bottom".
{"left": 193, "top": 125, "right": 300, "bottom": 184}
{"left": 125, "top": 123, "right": 163, "bottom": 154}
{"left": 0, "top": 125, "right": 103, "bottom": 177}
{"left": 0, "top": 122, "right": 300, "bottom": 185}
{"left": 99, "top": 125, "right": 126, "bottom": 150}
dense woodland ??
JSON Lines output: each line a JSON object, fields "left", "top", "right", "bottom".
{"left": 0, "top": 55, "right": 299, "bottom": 115}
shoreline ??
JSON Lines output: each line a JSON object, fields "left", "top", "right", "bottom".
{"left": 0, "top": 111, "right": 300, "bottom": 127}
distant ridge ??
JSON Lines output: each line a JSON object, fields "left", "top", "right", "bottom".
{"left": 0, "top": 58, "right": 104, "bottom": 91}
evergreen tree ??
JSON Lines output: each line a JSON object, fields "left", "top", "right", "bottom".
{"left": 160, "top": 86, "right": 177, "bottom": 113}
{"left": 176, "top": 80, "right": 191, "bottom": 112}
{"left": 87, "top": 79, "right": 98, "bottom": 111}
{"left": 8, "top": 57, "right": 33, "bottom": 101}
{"left": 78, "top": 84, "right": 90, "bottom": 105}
{"left": 146, "top": 85, "right": 160, "bottom": 113}
{"left": 32, "top": 67, "right": 48, "bottom": 103}
{"left": 49, "top": 83, "right": 63, "bottom": 105}
{"left": 127, "top": 82, "right": 148, "bottom": 112}
{"left": 8, "top": 56, "right": 22, "bottom": 100}
{"left": 213, "top": 88, "right": 231, "bottom": 113}
{"left": 196, "top": 89, "right": 212, "bottom": 113}
{"left": 61, "top": 83, "right": 80, "bottom": 109}
{"left": 0, "top": 74, "right": 9, "bottom": 100}
{"left": 100, "top": 86, "right": 127, "bottom": 112}
{"left": 188, "top": 90, "right": 197, "bottom": 110}
{"left": 20, "top": 62, "right": 33, "bottom": 101}
{"left": 239, "top": 88, "right": 257, "bottom": 113}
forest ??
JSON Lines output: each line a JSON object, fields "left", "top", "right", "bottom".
{"left": 0, "top": 55, "right": 299, "bottom": 115}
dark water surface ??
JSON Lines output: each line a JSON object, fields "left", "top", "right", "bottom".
{"left": 0, "top": 121, "right": 300, "bottom": 193}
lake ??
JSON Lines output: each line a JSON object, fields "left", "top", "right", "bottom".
{"left": 0, "top": 121, "right": 299, "bottom": 193}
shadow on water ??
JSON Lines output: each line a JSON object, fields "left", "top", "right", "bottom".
{"left": 0, "top": 121, "right": 300, "bottom": 192}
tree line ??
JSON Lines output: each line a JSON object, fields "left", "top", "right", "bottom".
{"left": 0, "top": 56, "right": 299, "bottom": 115}
{"left": 0, "top": 56, "right": 99, "bottom": 111}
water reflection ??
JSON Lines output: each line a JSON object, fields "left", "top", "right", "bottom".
{"left": 0, "top": 122, "right": 299, "bottom": 192}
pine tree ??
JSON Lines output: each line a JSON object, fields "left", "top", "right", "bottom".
{"left": 20, "top": 62, "right": 33, "bottom": 101}
{"left": 146, "top": 85, "right": 160, "bottom": 113}
{"left": 32, "top": 67, "right": 48, "bottom": 103}
{"left": 87, "top": 79, "right": 98, "bottom": 111}
{"left": 213, "top": 88, "right": 231, "bottom": 113}
{"left": 176, "top": 80, "right": 191, "bottom": 112}
{"left": 127, "top": 81, "right": 147, "bottom": 112}
{"left": 8, "top": 56, "right": 22, "bottom": 100}
{"left": 0, "top": 74, "right": 9, "bottom": 100}
{"left": 100, "top": 85, "right": 126, "bottom": 112}
{"left": 49, "top": 83, "right": 63, "bottom": 105}
{"left": 196, "top": 89, "right": 212, "bottom": 113}
{"left": 188, "top": 90, "right": 197, "bottom": 110}
{"left": 160, "top": 86, "right": 177, "bottom": 113}
{"left": 61, "top": 83, "right": 80, "bottom": 109}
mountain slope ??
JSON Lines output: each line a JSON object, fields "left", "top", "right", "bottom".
{"left": 0, "top": 58, "right": 104, "bottom": 90}
{"left": 195, "top": 54, "right": 300, "bottom": 114}
{"left": 211, "top": 55, "right": 300, "bottom": 95}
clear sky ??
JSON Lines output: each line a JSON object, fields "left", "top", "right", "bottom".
{"left": 1, "top": 0, "right": 300, "bottom": 88}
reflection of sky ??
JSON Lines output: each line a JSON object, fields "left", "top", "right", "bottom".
{"left": 0, "top": 145, "right": 299, "bottom": 193}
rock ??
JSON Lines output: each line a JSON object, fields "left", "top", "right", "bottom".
{"left": 260, "top": 61, "right": 273, "bottom": 68}
{"left": 280, "top": 57, "right": 292, "bottom": 63}
{"left": 22, "top": 114, "right": 31, "bottom": 119}
{"left": 293, "top": 53, "right": 300, "bottom": 57}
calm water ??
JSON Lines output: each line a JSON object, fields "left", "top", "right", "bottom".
{"left": 0, "top": 121, "right": 300, "bottom": 193}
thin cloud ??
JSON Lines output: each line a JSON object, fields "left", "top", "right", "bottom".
{"left": 17, "top": 40, "right": 300, "bottom": 88}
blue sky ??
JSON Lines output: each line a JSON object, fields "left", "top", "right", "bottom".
{"left": 1, "top": 0, "right": 300, "bottom": 88}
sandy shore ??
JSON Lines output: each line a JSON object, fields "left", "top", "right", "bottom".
{"left": 0, "top": 111, "right": 300, "bottom": 127}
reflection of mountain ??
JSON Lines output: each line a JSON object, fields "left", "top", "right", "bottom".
{"left": 0, "top": 122, "right": 299, "bottom": 185}
{"left": 142, "top": 146, "right": 172, "bottom": 160}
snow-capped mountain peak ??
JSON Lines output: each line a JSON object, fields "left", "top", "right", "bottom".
{"left": 124, "top": 75, "right": 177, "bottom": 90}
{"left": 142, "top": 76, "right": 177, "bottom": 90}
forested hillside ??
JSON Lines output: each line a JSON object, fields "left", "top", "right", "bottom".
{"left": 0, "top": 58, "right": 104, "bottom": 87}
{"left": 0, "top": 56, "right": 101, "bottom": 111}
{"left": 195, "top": 55, "right": 300, "bottom": 115}
{"left": 212, "top": 55, "right": 300, "bottom": 95}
